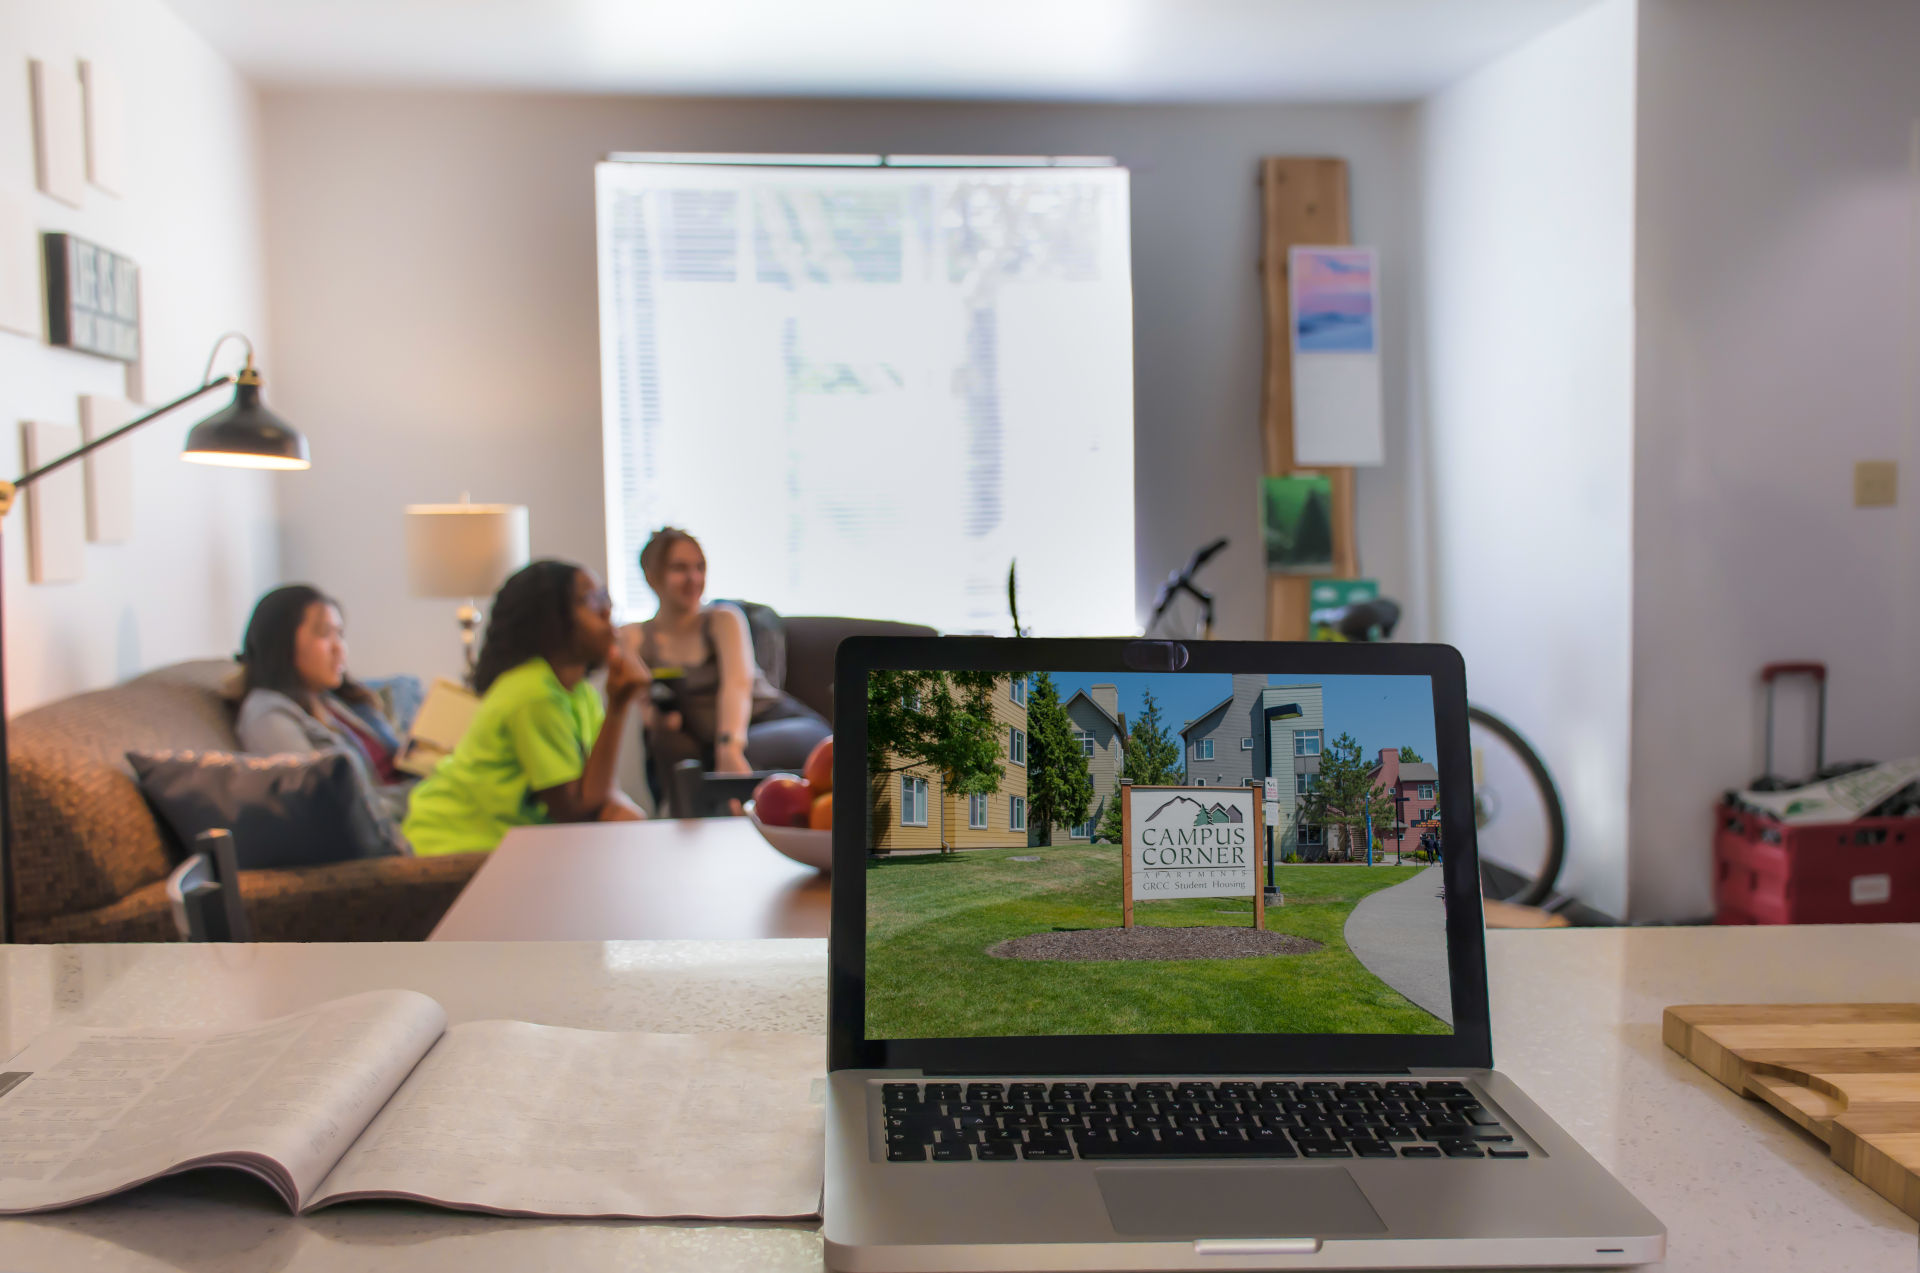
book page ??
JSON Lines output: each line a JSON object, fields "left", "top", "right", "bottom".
{"left": 310, "top": 1021, "right": 823, "bottom": 1219}
{"left": 0, "top": 990, "right": 446, "bottom": 1214}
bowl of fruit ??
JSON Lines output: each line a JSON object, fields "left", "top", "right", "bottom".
{"left": 745, "top": 737, "right": 834, "bottom": 872}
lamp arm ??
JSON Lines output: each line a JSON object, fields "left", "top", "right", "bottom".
{"left": 0, "top": 375, "right": 235, "bottom": 518}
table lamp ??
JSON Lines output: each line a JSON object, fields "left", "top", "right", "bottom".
{"left": 0, "top": 332, "right": 307, "bottom": 942}
{"left": 405, "top": 498, "right": 530, "bottom": 683}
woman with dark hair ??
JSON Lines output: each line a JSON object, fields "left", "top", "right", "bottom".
{"left": 624, "top": 527, "right": 827, "bottom": 809}
{"left": 236, "top": 584, "right": 406, "bottom": 789}
{"left": 403, "top": 560, "right": 648, "bottom": 856}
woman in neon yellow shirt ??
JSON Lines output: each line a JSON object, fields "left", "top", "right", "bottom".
{"left": 405, "top": 560, "right": 649, "bottom": 856}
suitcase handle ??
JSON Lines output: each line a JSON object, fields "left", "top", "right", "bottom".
{"left": 1761, "top": 662, "right": 1827, "bottom": 683}
{"left": 1760, "top": 662, "right": 1827, "bottom": 778}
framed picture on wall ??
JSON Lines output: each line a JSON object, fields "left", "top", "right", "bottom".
{"left": 43, "top": 232, "right": 140, "bottom": 363}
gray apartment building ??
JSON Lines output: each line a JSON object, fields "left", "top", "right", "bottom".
{"left": 1180, "top": 675, "right": 1327, "bottom": 860}
{"left": 1053, "top": 684, "right": 1127, "bottom": 841}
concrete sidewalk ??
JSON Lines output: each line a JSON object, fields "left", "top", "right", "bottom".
{"left": 1342, "top": 866, "right": 1453, "bottom": 1025}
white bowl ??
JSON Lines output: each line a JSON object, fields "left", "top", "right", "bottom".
{"left": 746, "top": 803, "right": 834, "bottom": 873}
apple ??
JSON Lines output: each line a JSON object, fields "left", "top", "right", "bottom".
{"left": 751, "top": 774, "right": 813, "bottom": 828}
{"left": 802, "top": 736, "right": 834, "bottom": 794}
{"left": 809, "top": 791, "right": 833, "bottom": 831}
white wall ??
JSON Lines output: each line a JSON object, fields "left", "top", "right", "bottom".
{"left": 1629, "top": 0, "right": 1920, "bottom": 919}
{"left": 1414, "top": 0, "right": 1637, "bottom": 918}
{"left": 257, "top": 91, "right": 1420, "bottom": 685}
{"left": 0, "top": 0, "right": 275, "bottom": 714}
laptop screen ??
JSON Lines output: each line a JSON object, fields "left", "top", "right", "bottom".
{"left": 863, "top": 669, "right": 1454, "bottom": 1041}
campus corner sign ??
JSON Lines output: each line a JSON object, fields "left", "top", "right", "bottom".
{"left": 1121, "top": 784, "right": 1264, "bottom": 930}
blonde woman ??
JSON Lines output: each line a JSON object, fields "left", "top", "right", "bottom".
{"left": 625, "top": 528, "right": 828, "bottom": 805}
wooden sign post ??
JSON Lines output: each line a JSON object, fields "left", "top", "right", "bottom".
{"left": 1123, "top": 784, "right": 1264, "bottom": 931}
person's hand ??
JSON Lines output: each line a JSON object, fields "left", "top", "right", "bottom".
{"left": 598, "top": 791, "right": 648, "bottom": 822}
{"left": 605, "top": 644, "right": 651, "bottom": 706}
{"left": 714, "top": 742, "right": 751, "bottom": 775}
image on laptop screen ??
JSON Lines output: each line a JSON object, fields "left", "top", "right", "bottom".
{"left": 864, "top": 670, "right": 1453, "bottom": 1040}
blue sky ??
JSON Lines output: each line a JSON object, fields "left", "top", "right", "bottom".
{"left": 1044, "top": 672, "right": 1437, "bottom": 771}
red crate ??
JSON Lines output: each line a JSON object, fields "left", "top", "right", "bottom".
{"left": 1714, "top": 798, "right": 1920, "bottom": 924}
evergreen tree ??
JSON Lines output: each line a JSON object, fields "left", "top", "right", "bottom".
{"left": 1121, "top": 688, "right": 1184, "bottom": 786}
{"left": 1399, "top": 745, "right": 1424, "bottom": 763}
{"left": 1294, "top": 486, "right": 1334, "bottom": 565}
{"left": 1300, "top": 731, "right": 1395, "bottom": 861}
{"left": 1024, "top": 672, "right": 1092, "bottom": 846}
{"left": 1096, "top": 776, "right": 1125, "bottom": 843}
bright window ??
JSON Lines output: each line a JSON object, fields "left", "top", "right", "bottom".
{"left": 1074, "top": 729, "right": 1094, "bottom": 757}
{"left": 968, "top": 793, "right": 988, "bottom": 829}
{"left": 1294, "top": 730, "right": 1323, "bottom": 757}
{"left": 1010, "top": 727, "right": 1026, "bottom": 766}
{"left": 1010, "top": 796, "right": 1026, "bottom": 832}
{"left": 1069, "top": 821, "right": 1091, "bottom": 839}
{"left": 1241, "top": 737, "right": 1253, "bottom": 751}
{"left": 1010, "top": 677, "right": 1027, "bottom": 706}
{"left": 900, "top": 776, "right": 928, "bottom": 827}
{"left": 1418, "top": 783, "right": 1435, "bottom": 800}
{"left": 1196, "top": 738, "right": 1214, "bottom": 761}
{"left": 596, "top": 158, "right": 1135, "bottom": 634}
{"left": 1296, "top": 773, "right": 1319, "bottom": 795}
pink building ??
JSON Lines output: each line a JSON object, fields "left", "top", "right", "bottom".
{"left": 1370, "top": 748, "right": 1439, "bottom": 857}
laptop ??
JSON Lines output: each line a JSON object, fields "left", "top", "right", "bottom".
{"left": 823, "top": 637, "right": 1663, "bottom": 1271}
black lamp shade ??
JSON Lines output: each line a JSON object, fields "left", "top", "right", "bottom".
{"left": 182, "top": 379, "right": 309, "bottom": 470}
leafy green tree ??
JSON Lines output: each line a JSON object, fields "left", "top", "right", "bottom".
{"left": 1121, "top": 688, "right": 1184, "bottom": 786}
{"left": 1399, "top": 746, "right": 1424, "bottom": 763}
{"left": 1300, "top": 731, "right": 1395, "bottom": 861}
{"left": 866, "top": 671, "right": 1005, "bottom": 847}
{"left": 1024, "top": 673, "right": 1092, "bottom": 846}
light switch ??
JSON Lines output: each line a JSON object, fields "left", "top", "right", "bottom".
{"left": 1855, "top": 460, "right": 1898, "bottom": 507}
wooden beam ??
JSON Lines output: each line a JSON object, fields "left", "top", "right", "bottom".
{"left": 1258, "top": 157, "right": 1358, "bottom": 639}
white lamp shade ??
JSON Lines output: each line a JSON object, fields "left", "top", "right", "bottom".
{"left": 405, "top": 503, "right": 531, "bottom": 599}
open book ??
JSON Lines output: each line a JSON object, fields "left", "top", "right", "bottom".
{"left": 0, "top": 991, "right": 823, "bottom": 1219}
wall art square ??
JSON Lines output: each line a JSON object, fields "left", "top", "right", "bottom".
{"left": 79, "top": 395, "right": 135, "bottom": 543}
{"left": 28, "top": 58, "right": 86, "bottom": 209}
{"left": 22, "top": 420, "right": 85, "bottom": 584}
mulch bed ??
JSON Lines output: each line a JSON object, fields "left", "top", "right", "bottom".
{"left": 986, "top": 927, "right": 1324, "bottom": 963}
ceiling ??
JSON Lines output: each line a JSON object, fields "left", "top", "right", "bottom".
{"left": 164, "top": 0, "right": 1604, "bottom": 103}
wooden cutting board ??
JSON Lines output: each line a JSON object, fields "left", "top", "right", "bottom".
{"left": 1664, "top": 1003, "right": 1920, "bottom": 1219}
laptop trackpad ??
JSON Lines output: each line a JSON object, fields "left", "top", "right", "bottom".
{"left": 1096, "top": 1166, "right": 1386, "bottom": 1238}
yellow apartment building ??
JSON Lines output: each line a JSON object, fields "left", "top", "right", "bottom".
{"left": 868, "top": 674, "right": 1031, "bottom": 852}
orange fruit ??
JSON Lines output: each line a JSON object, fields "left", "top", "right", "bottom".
{"left": 809, "top": 790, "right": 834, "bottom": 831}
{"left": 803, "top": 736, "right": 833, "bottom": 794}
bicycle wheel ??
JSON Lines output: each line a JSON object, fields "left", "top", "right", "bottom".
{"left": 1466, "top": 706, "right": 1567, "bottom": 907}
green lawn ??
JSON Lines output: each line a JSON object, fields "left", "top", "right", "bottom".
{"left": 864, "top": 848, "right": 1447, "bottom": 1039}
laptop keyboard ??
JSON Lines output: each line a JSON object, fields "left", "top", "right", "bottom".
{"left": 880, "top": 1079, "right": 1529, "bottom": 1163}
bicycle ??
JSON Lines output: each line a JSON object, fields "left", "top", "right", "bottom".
{"left": 1142, "top": 543, "right": 1569, "bottom": 908}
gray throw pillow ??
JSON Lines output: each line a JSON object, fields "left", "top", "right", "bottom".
{"left": 128, "top": 749, "right": 403, "bottom": 870}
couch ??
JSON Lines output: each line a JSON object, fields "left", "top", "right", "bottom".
{"left": 779, "top": 615, "right": 938, "bottom": 721}
{"left": 9, "top": 661, "right": 485, "bottom": 943}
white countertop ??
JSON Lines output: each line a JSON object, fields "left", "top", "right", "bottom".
{"left": 3, "top": 926, "right": 1918, "bottom": 1271}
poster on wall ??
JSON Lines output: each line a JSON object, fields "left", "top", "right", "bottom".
{"left": 28, "top": 59, "right": 86, "bottom": 209}
{"left": 1289, "top": 246, "right": 1384, "bottom": 467}
{"left": 0, "top": 191, "right": 40, "bottom": 338}
{"left": 22, "top": 421, "right": 85, "bottom": 584}
{"left": 79, "top": 395, "right": 135, "bottom": 543}
{"left": 1261, "top": 474, "right": 1335, "bottom": 573}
